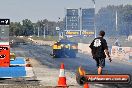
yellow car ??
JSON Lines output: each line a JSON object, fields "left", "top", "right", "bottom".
{"left": 52, "top": 39, "right": 78, "bottom": 58}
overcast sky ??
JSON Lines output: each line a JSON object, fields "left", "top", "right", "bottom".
{"left": 0, "top": 0, "right": 131, "bottom": 22}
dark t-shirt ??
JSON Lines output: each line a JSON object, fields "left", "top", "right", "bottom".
{"left": 89, "top": 37, "right": 108, "bottom": 58}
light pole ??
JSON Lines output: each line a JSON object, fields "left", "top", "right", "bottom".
{"left": 116, "top": 10, "right": 118, "bottom": 31}
{"left": 33, "top": 24, "right": 36, "bottom": 36}
{"left": 43, "top": 24, "right": 48, "bottom": 38}
{"left": 37, "top": 26, "right": 39, "bottom": 37}
{"left": 80, "top": 8, "right": 82, "bottom": 35}
{"left": 58, "top": 17, "right": 61, "bottom": 40}
{"left": 46, "top": 23, "right": 49, "bottom": 35}
{"left": 92, "top": 0, "right": 96, "bottom": 38}
{"left": 33, "top": 26, "right": 35, "bottom": 36}
{"left": 43, "top": 25, "right": 45, "bottom": 38}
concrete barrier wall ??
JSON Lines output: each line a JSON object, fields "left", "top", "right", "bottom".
{"left": 111, "top": 46, "right": 132, "bottom": 60}
{"left": 128, "top": 35, "right": 132, "bottom": 41}
{"left": 28, "top": 38, "right": 54, "bottom": 46}
{"left": 78, "top": 43, "right": 91, "bottom": 55}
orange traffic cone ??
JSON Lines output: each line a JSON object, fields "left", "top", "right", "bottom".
{"left": 84, "top": 83, "right": 89, "bottom": 88}
{"left": 57, "top": 63, "right": 68, "bottom": 88}
{"left": 26, "top": 62, "right": 32, "bottom": 67}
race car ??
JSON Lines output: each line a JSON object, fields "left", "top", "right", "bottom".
{"left": 51, "top": 39, "right": 78, "bottom": 58}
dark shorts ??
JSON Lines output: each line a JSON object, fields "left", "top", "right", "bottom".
{"left": 94, "top": 57, "right": 105, "bottom": 68}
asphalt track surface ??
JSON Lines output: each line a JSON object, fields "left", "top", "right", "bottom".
{"left": 0, "top": 38, "right": 131, "bottom": 88}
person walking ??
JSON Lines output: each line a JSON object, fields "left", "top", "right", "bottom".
{"left": 89, "top": 30, "right": 112, "bottom": 74}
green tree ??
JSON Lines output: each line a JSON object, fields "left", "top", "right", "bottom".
{"left": 122, "top": 5, "right": 132, "bottom": 36}
{"left": 96, "top": 5, "right": 132, "bottom": 36}
{"left": 9, "top": 22, "right": 22, "bottom": 36}
{"left": 22, "top": 19, "right": 34, "bottom": 36}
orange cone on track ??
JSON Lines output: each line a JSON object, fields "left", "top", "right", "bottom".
{"left": 57, "top": 63, "right": 68, "bottom": 88}
{"left": 26, "top": 62, "right": 32, "bottom": 67}
{"left": 84, "top": 83, "right": 89, "bottom": 88}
